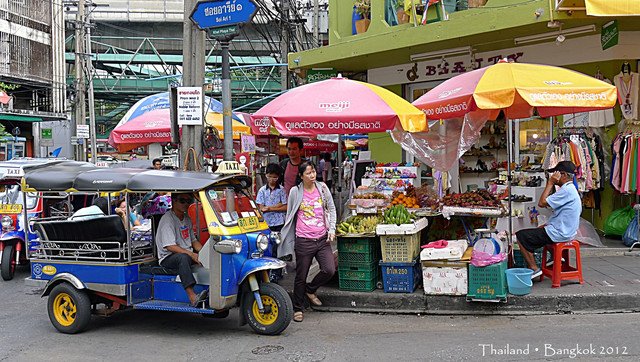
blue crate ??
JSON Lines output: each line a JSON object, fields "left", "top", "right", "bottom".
{"left": 379, "top": 258, "right": 421, "bottom": 293}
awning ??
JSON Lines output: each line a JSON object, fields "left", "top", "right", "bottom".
{"left": 0, "top": 114, "right": 43, "bottom": 122}
{"left": 586, "top": 0, "right": 640, "bottom": 16}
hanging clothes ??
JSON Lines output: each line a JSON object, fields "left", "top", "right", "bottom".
{"left": 611, "top": 130, "right": 640, "bottom": 194}
{"left": 543, "top": 132, "right": 604, "bottom": 194}
{"left": 614, "top": 72, "right": 639, "bottom": 121}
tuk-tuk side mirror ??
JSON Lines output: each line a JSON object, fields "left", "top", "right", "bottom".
{"left": 213, "top": 238, "right": 242, "bottom": 254}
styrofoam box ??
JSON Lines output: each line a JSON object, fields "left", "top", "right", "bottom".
{"left": 420, "top": 239, "right": 468, "bottom": 261}
{"left": 376, "top": 217, "right": 429, "bottom": 235}
{"left": 422, "top": 263, "right": 468, "bottom": 296}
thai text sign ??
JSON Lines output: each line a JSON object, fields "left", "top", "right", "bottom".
{"left": 177, "top": 87, "right": 203, "bottom": 126}
{"left": 190, "top": 0, "right": 258, "bottom": 29}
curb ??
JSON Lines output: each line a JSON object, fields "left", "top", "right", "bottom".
{"left": 299, "top": 287, "right": 640, "bottom": 316}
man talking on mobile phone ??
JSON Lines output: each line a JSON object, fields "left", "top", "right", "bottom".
{"left": 515, "top": 161, "right": 581, "bottom": 280}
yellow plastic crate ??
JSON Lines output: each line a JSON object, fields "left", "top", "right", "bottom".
{"left": 380, "top": 232, "right": 420, "bottom": 263}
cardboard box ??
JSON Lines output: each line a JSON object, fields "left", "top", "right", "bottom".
{"left": 422, "top": 260, "right": 468, "bottom": 296}
{"left": 420, "top": 239, "right": 468, "bottom": 261}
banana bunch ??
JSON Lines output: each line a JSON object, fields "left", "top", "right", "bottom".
{"left": 337, "top": 215, "right": 382, "bottom": 235}
{"left": 383, "top": 205, "right": 416, "bottom": 225}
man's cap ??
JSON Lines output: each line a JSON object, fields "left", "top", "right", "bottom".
{"left": 546, "top": 161, "right": 576, "bottom": 174}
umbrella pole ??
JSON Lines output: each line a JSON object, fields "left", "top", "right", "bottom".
{"left": 337, "top": 135, "right": 343, "bottom": 219}
{"left": 506, "top": 118, "right": 513, "bottom": 248}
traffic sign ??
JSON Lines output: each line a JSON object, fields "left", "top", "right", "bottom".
{"left": 190, "top": 0, "right": 258, "bottom": 30}
{"left": 40, "top": 128, "right": 54, "bottom": 147}
{"left": 209, "top": 25, "right": 240, "bottom": 38}
{"left": 76, "top": 124, "right": 90, "bottom": 139}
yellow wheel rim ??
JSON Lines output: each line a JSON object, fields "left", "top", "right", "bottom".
{"left": 52, "top": 292, "right": 77, "bottom": 327}
{"left": 252, "top": 295, "right": 278, "bottom": 326}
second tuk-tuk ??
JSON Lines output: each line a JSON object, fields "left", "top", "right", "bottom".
{"left": 24, "top": 160, "right": 293, "bottom": 335}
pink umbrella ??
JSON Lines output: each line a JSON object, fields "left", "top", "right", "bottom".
{"left": 109, "top": 109, "right": 173, "bottom": 152}
{"left": 251, "top": 76, "right": 426, "bottom": 136}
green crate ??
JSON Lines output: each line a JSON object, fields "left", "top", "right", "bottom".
{"left": 338, "top": 237, "right": 380, "bottom": 265}
{"left": 338, "top": 276, "right": 378, "bottom": 292}
{"left": 467, "top": 260, "right": 508, "bottom": 302}
{"left": 513, "top": 248, "right": 548, "bottom": 269}
{"left": 338, "top": 262, "right": 378, "bottom": 281}
{"left": 338, "top": 236, "right": 379, "bottom": 254}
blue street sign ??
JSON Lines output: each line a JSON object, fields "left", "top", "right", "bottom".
{"left": 190, "top": 0, "right": 258, "bottom": 30}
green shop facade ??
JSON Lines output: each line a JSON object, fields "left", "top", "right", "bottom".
{"left": 288, "top": 0, "right": 640, "bottom": 231}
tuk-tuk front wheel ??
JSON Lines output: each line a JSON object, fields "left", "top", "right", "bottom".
{"left": 242, "top": 282, "right": 293, "bottom": 335}
{"left": 1, "top": 243, "right": 16, "bottom": 281}
{"left": 47, "top": 283, "right": 92, "bottom": 334}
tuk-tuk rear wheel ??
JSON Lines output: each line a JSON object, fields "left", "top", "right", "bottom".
{"left": 243, "top": 282, "right": 293, "bottom": 335}
{"left": 1, "top": 243, "right": 16, "bottom": 281}
{"left": 47, "top": 282, "right": 92, "bottom": 334}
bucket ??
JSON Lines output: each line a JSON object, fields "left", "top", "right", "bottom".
{"left": 506, "top": 268, "right": 533, "bottom": 295}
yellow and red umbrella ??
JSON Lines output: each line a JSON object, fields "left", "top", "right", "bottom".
{"left": 205, "top": 112, "right": 251, "bottom": 140}
{"left": 413, "top": 61, "right": 618, "bottom": 120}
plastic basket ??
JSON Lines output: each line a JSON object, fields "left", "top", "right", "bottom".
{"left": 467, "top": 260, "right": 508, "bottom": 302}
{"left": 380, "top": 233, "right": 420, "bottom": 263}
{"left": 338, "top": 236, "right": 379, "bottom": 254}
{"left": 338, "top": 237, "right": 380, "bottom": 265}
{"left": 379, "top": 258, "right": 422, "bottom": 293}
{"left": 338, "top": 276, "right": 378, "bottom": 292}
{"left": 513, "top": 248, "right": 547, "bottom": 268}
{"left": 338, "top": 262, "right": 378, "bottom": 281}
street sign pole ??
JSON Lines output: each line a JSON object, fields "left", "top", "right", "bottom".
{"left": 190, "top": 0, "right": 258, "bottom": 163}
{"left": 221, "top": 41, "right": 233, "bottom": 161}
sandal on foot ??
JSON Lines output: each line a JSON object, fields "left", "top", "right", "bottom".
{"left": 191, "top": 290, "right": 208, "bottom": 307}
{"left": 293, "top": 311, "right": 304, "bottom": 322}
{"left": 306, "top": 293, "right": 322, "bottom": 306}
{"left": 530, "top": 269, "right": 542, "bottom": 280}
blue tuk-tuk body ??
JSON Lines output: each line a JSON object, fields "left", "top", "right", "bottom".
{"left": 23, "top": 160, "right": 292, "bottom": 335}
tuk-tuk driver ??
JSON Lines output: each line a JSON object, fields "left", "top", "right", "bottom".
{"left": 156, "top": 193, "right": 207, "bottom": 307}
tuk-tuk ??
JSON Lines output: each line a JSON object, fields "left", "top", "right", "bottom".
{"left": 24, "top": 160, "right": 293, "bottom": 335}
{"left": 0, "top": 159, "right": 55, "bottom": 280}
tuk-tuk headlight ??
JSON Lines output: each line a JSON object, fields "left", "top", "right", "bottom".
{"left": 270, "top": 231, "right": 282, "bottom": 245}
{"left": 256, "top": 233, "right": 269, "bottom": 252}
{"left": 1, "top": 215, "right": 13, "bottom": 230}
{"left": 213, "top": 238, "right": 243, "bottom": 254}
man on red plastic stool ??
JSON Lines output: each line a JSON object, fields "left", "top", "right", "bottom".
{"left": 515, "top": 161, "right": 581, "bottom": 280}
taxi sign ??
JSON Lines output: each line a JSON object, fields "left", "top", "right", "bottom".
{"left": 237, "top": 216, "right": 260, "bottom": 232}
{"left": 0, "top": 167, "right": 24, "bottom": 179}
{"left": 0, "top": 204, "right": 23, "bottom": 214}
{"left": 215, "top": 161, "right": 243, "bottom": 175}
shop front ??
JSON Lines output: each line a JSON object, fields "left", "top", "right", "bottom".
{"left": 285, "top": 1, "right": 640, "bottom": 302}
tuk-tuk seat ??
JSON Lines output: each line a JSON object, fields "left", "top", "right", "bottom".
{"left": 34, "top": 215, "right": 127, "bottom": 244}
{"left": 139, "top": 263, "right": 178, "bottom": 276}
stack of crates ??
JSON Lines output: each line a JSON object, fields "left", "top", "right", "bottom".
{"left": 375, "top": 218, "right": 428, "bottom": 293}
{"left": 337, "top": 236, "right": 381, "bottom": 292}
{"left": 466, "top": 260, "right": 508, "bottom": 302}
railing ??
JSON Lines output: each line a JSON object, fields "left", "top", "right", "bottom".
{"left": 31, "top": 236, "right": 154, "bottom": 263}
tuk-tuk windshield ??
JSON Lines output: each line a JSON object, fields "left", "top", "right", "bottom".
{"left": 206, "top": 186, "right": 263, "bottom": 226}
{"left": 0, "top": 185, "right": 37, "bottom": 209}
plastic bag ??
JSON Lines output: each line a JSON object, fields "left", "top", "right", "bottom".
{"left": 604, "top": 206, "right": 635, "bottom": 236}
{"left": 470, "top": 250, "right": 507, "bottom": 267}
{"left": 574, "top": 218, "right": 604, "bottom": 248}
{"left": 623, "top": 213, "right": 639, "bottom": 247}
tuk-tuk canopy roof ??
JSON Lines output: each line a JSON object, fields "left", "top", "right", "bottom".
{"left": 22, "top": 160, "right": 249, "bottom": 192}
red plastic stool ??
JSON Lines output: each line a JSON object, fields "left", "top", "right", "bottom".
{"left": 541, "top": 240, "right": 584, "bottom": 288}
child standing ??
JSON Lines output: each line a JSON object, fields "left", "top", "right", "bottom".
{"left": 257, "top": 163, "right": 288, "bottom": 282}
{"left": 256, "top": 163, "right": 288, "bottom": 232}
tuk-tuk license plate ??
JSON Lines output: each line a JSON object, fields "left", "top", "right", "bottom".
{"left": 0, "top": 204, "right": 22, "bottom": 214}
{"left": 238, "top": 216, "right": 260, "bottom": 232}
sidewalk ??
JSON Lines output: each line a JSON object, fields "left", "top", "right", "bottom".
{"left": 281, "top": 253, "right": 640, "bottom": 316}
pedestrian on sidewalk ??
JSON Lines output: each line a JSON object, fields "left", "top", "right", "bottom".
{"left": 279, "top": 137, "right": 307, "bottom": 197}
{"left": 515, "top": 161, "right": 581, "bottom": 280}
{"left": 256, "top": 163, "right": 288, "bottom": 282}
{"left": 323, "top": 153, "right": 334, "bottom": 193}
{"left": 280, "top": 160, "right": 336, "bottom": 322}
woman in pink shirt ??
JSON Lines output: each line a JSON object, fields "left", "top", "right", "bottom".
{"left": 279, "top": 161, "right": 336, "bottom": 323}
